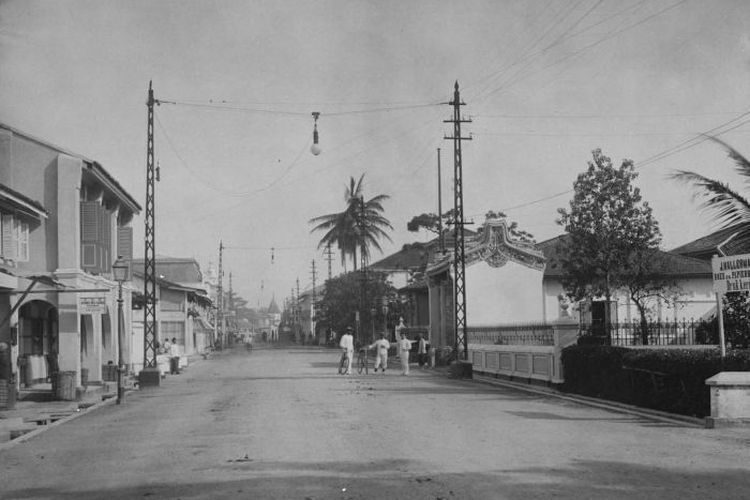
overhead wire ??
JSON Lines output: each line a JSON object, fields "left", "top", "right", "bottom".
{"left": 158, "top": 98, "right": 442, "bottom": 117}
{"left": 470, "top": 0, "right": 687, "bottom": 105}
{"left": 489, "top": 110, "right": 750, "bottom": 216}
{"left": 467, "top": 0, "right": 586, "bottom": 99}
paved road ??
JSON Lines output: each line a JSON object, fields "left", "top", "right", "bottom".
{"left": 1, "top": 347, "right": 749, "bottom": 500}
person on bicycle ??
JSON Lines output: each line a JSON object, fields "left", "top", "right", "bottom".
{"left": 339, "top": 326, "right": 354, "bottom": 375}
{"left": 368, "top": 332, "right": 390, "bottom": 373}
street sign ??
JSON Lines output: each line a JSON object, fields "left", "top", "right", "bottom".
{"left": 711, "top": 253, "right": 750, "bottom": 294}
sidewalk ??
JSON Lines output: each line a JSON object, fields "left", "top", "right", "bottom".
{"left": 0, "top": 382, "right": 118, "bottom": 448}
{"left": 0, "top": 352, "right": 210, "bottom": 449}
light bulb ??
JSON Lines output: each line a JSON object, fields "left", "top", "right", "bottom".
{"left": 310, "top": 143, "right": 322, "bottom": 156}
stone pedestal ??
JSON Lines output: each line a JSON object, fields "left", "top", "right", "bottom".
{"left": 705, "top": 371, "right": 750, "bottom": 428}
{"left": 138, "top": 368, "right": 161, "bottom": 388}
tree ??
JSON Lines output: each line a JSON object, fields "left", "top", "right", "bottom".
{"left": 670, "top": 137, "right": 750, "bottom": 248}
{"left": 309, "top": 174, "right": 393, "bottom": 270}
{"left": 406, "top": 209, "right": 455, "bottom": 235}
{"left": 671, "top": 137, "right": 750, "bottom": 347}
{"left": 558, "top": 148, "right": 676, "bottom": 344}
{"left": 696, "top": 292, "right": 750, "bottom": 348}
{"left": 315, "top": 271, "right": 395, "bottom": 345}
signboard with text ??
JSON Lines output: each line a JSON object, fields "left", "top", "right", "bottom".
{"left": 80, "top": 296, "right": 107, "bottom": 314}
{"left": 712, "top": 253, "right": 750, "bottom": 294}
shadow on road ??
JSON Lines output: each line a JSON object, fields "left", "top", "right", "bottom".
{"left": 5, "top": 458, "right": 750, "bottom": 500}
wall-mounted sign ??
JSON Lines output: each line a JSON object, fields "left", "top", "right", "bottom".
{"left": 80, "top": 296, "right": 107, "bottom": 314}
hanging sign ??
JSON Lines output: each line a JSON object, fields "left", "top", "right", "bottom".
{"left": 712, "top": 253, "right": 750, "bottom": 294}
{"left": 80, "top": 296, "right": 107, "bottom": 314}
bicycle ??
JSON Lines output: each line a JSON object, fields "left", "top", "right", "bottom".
{"left": 338, "top": 350, "right": 350, "bottom": 375}
{"left": 357, "top": 348, "right": 369, "bottom": 375}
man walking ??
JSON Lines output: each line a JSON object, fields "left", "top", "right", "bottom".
{"left": 339, "top": 326, "right": 354, "bottom": 375}
{"left": 397, "top": 332, "right": 414, "bottom": 375}
{"left": 369, "top": 332, "right": 390, "bottom": 373}
{"left": 417, "top": 334, "right": 428, "bottom": 369}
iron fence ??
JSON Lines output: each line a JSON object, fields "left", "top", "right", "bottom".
{"left": 581, "top": 319, "right": 716, "bottom": 346}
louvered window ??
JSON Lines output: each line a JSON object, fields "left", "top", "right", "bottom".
{"left": 15, "top": 218, "right": 29, "bottom": 261}
{"left": 117, "top": 226, "right": 133, "bottom": 261}
{"left": 80, "top": 201, "right": 114, "bottom": 274}
{"left": 0, "top": 211, "right": 29, "bottom": 262}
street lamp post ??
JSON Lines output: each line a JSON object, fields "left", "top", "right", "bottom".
{"left": 370, "top": 306, "right": 376, "bottom": 343}
{"left": 112, "top": 256, "right": 130, "bottom": 404}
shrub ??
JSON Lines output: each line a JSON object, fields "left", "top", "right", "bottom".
{"left": 561, "top": 345, "right": 750, "bottom": 417}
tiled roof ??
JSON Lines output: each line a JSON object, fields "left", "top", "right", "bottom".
{"left": 369, "top": 241, "right": 435, "bottom": 272}
{"left": 132, "top": 257, "right": 203, "bottom": 283}
{"left": 370, "top": 229, "right": 479, "bottom": 273}
{"left": 669, "top": 224, "right": 750, "bottom": 259}
{"left": 538, "top": 234, "right": 711, "bottom": 278}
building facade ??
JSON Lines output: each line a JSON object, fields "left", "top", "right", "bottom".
{"left": 0, "top": 123, "right": 140, "bottom": 401}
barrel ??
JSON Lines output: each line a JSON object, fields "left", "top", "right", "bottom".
{"left": 56, "top": 371, "right": 76, "bottom": 401}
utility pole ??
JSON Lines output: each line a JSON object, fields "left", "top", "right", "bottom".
{"left": 140, "top": 81, "right": 160, "bottom": 387}
{"left": 217, "top": 241, "right": 224, "bottom": 349}
{"left": 444, "top": 81, "right": 472, "bottom": 361}
{"left": 325, "top": 243, "right": 333, "bottom": 281}
{"left": 438, "top": 147, "right": 445, "bottom": 254}
{"left": 296, "top": 277, "right": 301, "bottom": 342}
{"left": 324, "top": 243, "right": 333, "bottom": 343}
{"left": 228, "top": 272, "right": 234, "bottom": 338}
{"left": 311, "top": 260, "right": 317, "bottom": 344}
{"left": 357, "top": 196, "right": 367, "bottom": 347}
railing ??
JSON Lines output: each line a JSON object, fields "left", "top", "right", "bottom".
{"left": 467, "top": 322, "right": 580, "bottom": 384}
{"left": 581, "top": 319, "right": 716, "bottom": 346}
{"left": 467, "top": 323, "right": 576, "bottom": 346}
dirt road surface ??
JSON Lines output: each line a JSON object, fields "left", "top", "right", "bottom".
{"left": 1, "top": 347, "right": 749, "bottom": 499}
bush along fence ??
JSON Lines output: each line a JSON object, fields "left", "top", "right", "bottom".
{"left": 579, "top": 318, "right": 719, "bottom": 347}
{"left": 560, "top": 345, "right": 750, "bottom": 418}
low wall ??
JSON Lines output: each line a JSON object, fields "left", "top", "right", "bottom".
{"left": 468, "top": 322, "right": 578, "bottom": 385}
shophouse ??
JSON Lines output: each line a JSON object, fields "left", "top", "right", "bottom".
{"left": 130, "top": 257, "right": 213, "bottom": 373}
{"left": 0, "top": 123, "right": 140, "bottom": 402}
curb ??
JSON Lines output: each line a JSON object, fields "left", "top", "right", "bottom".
{"left": 471, "top": 374, "right": 705, "bottom": 428}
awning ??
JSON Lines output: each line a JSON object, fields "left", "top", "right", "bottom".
{"left": 0, "top": 184, "right": 48, "bottom": 221}
{"left": 194, "top": 316, "right": 214, "bottom": 332}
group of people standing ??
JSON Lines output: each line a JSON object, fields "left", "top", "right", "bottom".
{"left": 338, "top": 326, "right": 430, "bottom": 376}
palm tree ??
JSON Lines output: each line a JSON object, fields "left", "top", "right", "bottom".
{"left": 309, "top": 174, "right": 393, "bottom": 270}
{"left": 670, "top": 137, "right": 750, "bottom": 248}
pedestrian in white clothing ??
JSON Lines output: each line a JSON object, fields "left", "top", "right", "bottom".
{"left": 339, "top": 326, "right": 354, "bottom": 375}
{"left": 398, "top": 332, "right": 414, "bottom": 375}
{"left": 369, "top": 333, "right": 390, "bottom": 373}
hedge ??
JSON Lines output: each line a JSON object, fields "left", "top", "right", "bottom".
{"left": 560, "top": 345, "right": 750, "bottom": 417}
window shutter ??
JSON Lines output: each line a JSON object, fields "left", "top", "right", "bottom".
{"left": 80, "top": 202, "right": 100, "bottom": 271}
{"left": 99, "top": 207, "right": 112, "bottom": 272}
{"left": 2, "top": 214, "right": 16, "bottom": 261}
{"left": 80, "top": 202, "right": 100, "bottom": 242}
{"left": 117, "top": 226, "right": 133, "bottom": 261}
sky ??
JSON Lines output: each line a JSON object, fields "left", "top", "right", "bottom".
{"left": 1, "top": 0, "right": 750, "bottom": 307}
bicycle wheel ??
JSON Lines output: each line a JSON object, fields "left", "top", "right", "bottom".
{"left": 358, "top": 350, "right": 368, "bottom": 374}
{"left": 338, "top": 353, "right": 347, "bottom": 374}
